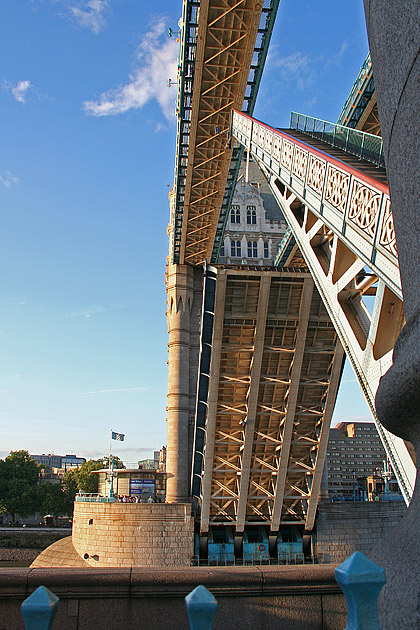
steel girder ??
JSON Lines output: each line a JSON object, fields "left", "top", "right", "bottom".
{"left": 198, "top": 268, "right": 344, "bottom": 533}
{"left": 231, "top": 109, "right": 415, "bottom": 502}
{"left": 172, "top": 0, "right": 280, "bottom": 266}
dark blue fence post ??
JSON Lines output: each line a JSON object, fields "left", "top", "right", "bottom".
{"left": 335, "top": 551, "right": 386, "bottom": 630}
{"left": 21, "top": 586, "right": 59, "bottom": 630}
{"left": 185, "top": 585, "right": 218, "bottom": 630}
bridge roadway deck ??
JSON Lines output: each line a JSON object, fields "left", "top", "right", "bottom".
{"left": 194, "top": 266, "right": 345, "bottom": 542}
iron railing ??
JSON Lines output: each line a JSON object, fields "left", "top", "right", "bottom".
{"left": 290, "top": 111, "right": 385, "bottom": 168}
{"left": 74, "top": 493, "right": 116, "bottom": 503}
{"left": 337, "top": 52, "right": 373, "bottom": 127}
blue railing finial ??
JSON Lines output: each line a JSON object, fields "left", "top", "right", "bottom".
{"left": 21, "top": 586, "right": 59, "bottom": 630}
{"left": 185, "top": 585, "right": 218, "bottom": 630}
{"left": 335, "top": 551, "right": 386, "bottom": 630}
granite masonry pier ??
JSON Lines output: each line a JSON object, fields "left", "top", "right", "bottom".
{"left": 0, "top": 564, "right": 346, "bottom": 630}
{"left": 316, "top": 500, "right": 407, "bottom": 563}
{"left": 33, "top": 502, "right": 193, "bottom": 568}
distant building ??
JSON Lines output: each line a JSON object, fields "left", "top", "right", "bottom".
{"left": 31, "top": 454, "right": 63, "bottom": 470}
{"left": 217, "top": 158, "right": 287, "bottom": 266}
{"left": 137, "top": 458, "right": 155, "bottom": 470}
{"left": 30, "top": 453, "right": 86, "bottom": 472}
{"left": 326, "top": 422, "right": 402, "bottom": 500}
{"left": 61, "top": 455, "right": 86, "bottom": 470}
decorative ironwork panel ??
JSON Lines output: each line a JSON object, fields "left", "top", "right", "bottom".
{"left": 264, "top": 129, "right": 273, "bottom": 153}
{"left": 252, "top": 122, "right": 260, "bottom": 144}
{"left": 281, "top": 139, "right": 294, "bottom": 171}
{"left": 272, "top": 135, "right": 281, "bottom": 162}
{"left": 306, "top": 154, "right": 326, "bottom": 196}
{"left": 324, "top": 165, "right": 350, "bottom": 214}
{"left": 379, "top": 198, "right": 397, "bottom": 258}
{"left": 292, "top": 146, "right": 308, "bottom": 181}
{"left": 348, "top": 179, "right": 381, "bottom": 237}
{"left": 258, "top": 125, "right": 265, "bottom": 147}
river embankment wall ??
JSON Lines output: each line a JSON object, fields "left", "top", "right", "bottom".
{"left": 0, "top": 529, "right": 70, "bottom": 564}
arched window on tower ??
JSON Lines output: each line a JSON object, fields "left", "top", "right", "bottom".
{"left": 246, "top": 206, "right": 257, "bottom": 224}
{"left": 264, "top": 242, "right": 269, "bottom": 258}
{"left": 231, "top": 205, "right": 240, "bottom": 223}
{"left": 231, "top": 240, "right": 241, "bottom": 257}
{"left": 220, "top": 242, "right": 225, "bottom": 257}
{"left": 247, "top": 241, "right": 258, "bottom": 258}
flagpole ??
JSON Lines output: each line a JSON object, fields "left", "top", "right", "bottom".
{"left": 109, "top": 429, "right": 113, "bottom": 498}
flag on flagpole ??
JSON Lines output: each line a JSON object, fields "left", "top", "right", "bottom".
{"left": 111, "top": 431, "right": 125, "bottom": 441}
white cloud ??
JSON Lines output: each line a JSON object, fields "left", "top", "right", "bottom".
{"left": 0, "top": 171, "right": 19, "bottom": 188}
{"left": 65, "top": 302, "right": 126, "bottom": 318}
{"left": 325, "top": 41, "right": 349, "bottom": 68}
{"left": 266, "top": 50, "right": 317, "bottom": 91}
{"left": 83, "top": 386, "right": 155, "bottom": 394}
{"left": 69, "top": 0, "right": 109, "bottom": 34}
{"left": 271, "top": 51, "right": 310, "bottom": 75}
{"left": 83, "top": 18, "right": 178, "bottom": 120}
{"left": 5, "top": 79, "right": 33, "bottom": 104}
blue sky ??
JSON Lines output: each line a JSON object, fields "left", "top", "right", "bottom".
{"left": 0, "top": 0, "right": 370, "bottom": 463}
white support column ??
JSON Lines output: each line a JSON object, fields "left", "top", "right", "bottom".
{"left": 236, "top": 274, "right": 271, "bottom": 533}
{"left": 270, "top": 277, "right": 314, "bottom": 533}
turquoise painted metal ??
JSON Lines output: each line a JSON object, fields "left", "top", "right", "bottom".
{"left": 290, "top": 111, "right": 384, "bottom": 167}
{"left": 337, "top": 53, "right": 373, "bottom": 127}
{"left": 21, "top": 586, "right": 59, "bottom": 630}
{"left": 185, "top": 585, "right": 218, "bottom": 630}
{"left": 335, "top": 551, "right": 386, "bottom": 630}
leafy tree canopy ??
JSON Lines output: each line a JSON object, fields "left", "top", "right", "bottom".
{"left": 0, "top": 450, "right": 42, "bottom": 524}
{"left": 38, "top": 483, "right": 74, "bottom": 519}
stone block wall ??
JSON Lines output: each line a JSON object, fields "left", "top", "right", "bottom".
{"left": 72, "top": 502, "right": 193, "bottom": 567}
{"left": 316, "top": 500, "right": 406, "bottom": 563}
{"left": 0, "top": 564, "right": 347, "bottom": 630}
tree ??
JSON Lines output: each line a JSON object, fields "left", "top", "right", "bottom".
{"left": 62, "top": 468, "right": 78, "bottom": 499}
{"left": 0, "top": 451, "right": 41, "bottom": 524}
{"left": 61, "top": 457, "right": 125, "bottom": 495}
{"left": 38, "top": 483, "right": 74, "bottom": 522}
{"left": 73, "top": 459, "right": 104, "bottom": 493}
{"left": 103, "top": 455, "right": 125, "bottom": 469}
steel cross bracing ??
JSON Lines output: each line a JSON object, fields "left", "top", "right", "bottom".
{"left": 197, "top": 268, "right": 344, "bottom": 534}
{"left": 231, "top": 109, "right": 416, "bottom": 502}
{"left": 172, "top": 0, "right": 279, "bottom": 266}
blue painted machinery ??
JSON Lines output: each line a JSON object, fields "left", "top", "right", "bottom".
{"left": 277, "top": 528, "right": 304, "bottom": 562}
{"left": 208, "top": 527, "right": 234, "bottom": 564}
{"left": 242, "top": 527, "right": 270, "bottom": 562}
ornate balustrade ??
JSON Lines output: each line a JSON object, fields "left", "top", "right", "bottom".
{"left": 232, "top": 109, "right": 399, "bottom": 298}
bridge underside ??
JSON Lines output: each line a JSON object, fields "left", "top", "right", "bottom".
{"left": 196, "top": 267, "right": 344, "bottom": 538}
{"left": 230, "top": 109, "right": 416, "bottom": 501}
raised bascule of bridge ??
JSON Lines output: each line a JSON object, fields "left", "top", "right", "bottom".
{"left": 165, "top": 0, "right": 416, "bottom": 561}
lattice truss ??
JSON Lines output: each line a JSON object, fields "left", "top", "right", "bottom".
{"left": 229, "top": 109, "right": 415, "bottom": 500}
{"left": 200, "top": 270, "right": 344, "bottom": 532}
{"left": 179, "top": 0, "right": 263, "bottom": 266}
{"left": 268, "top": 190, "right": 414, "bottom": 501}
